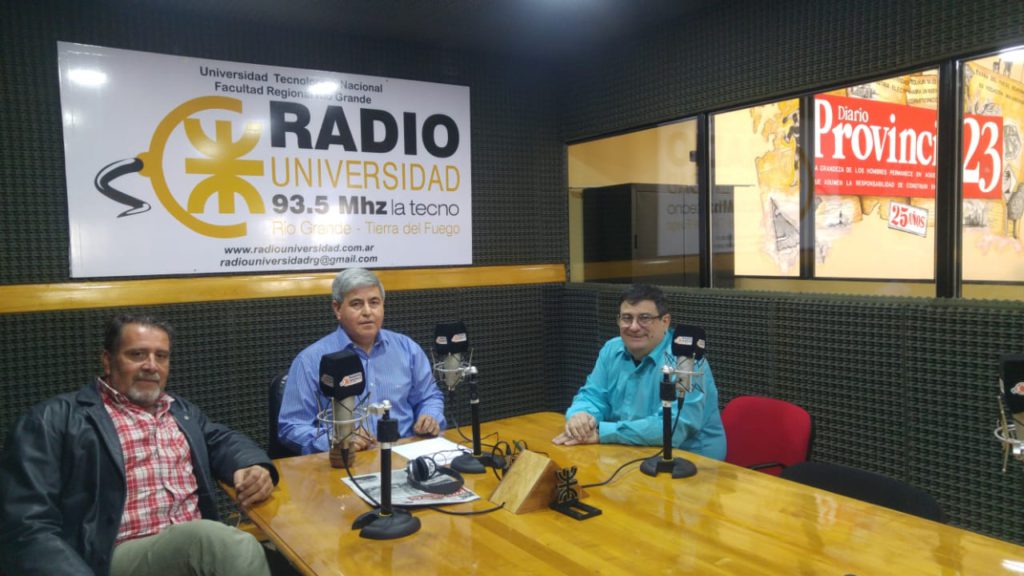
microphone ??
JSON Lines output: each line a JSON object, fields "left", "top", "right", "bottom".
{"left": 351, "top": 401, "right": 421, "bottom": 539}
{"left": 431, "top": 321, "right": 504, "bottom": 474}
{"left": 320, "top": 349, "right": 366, "bottom": 469}
{"left": 670, "top": 325, "right": 706, "bottom": 395}
{"left": 995, "top": 354, "right": 1024, "bottom": 471}
{"left": 641, "top": 324, "right": 705, "bottom": 480}
{"left": 433, "top": 321, "right": 470, "bottom": 391}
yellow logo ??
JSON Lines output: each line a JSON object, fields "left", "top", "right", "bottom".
{"left": 138, "top": 96, "right": 265, "bottom": 238}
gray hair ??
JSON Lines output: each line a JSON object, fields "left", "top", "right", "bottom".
{"left": 332, "top": 268, "right": 385, "bottom": 302}
{"left": 104, "top": 313, "right": 174, "bottom": 354}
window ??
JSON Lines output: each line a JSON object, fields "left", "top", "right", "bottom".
{"left": 813, "top": 71, "right": 938, "bottom": 281}
{"left": 961, "top": 48, "right": 1024, "bottom": 291}
{"left": 713, "top": 99, "right": 800, "bottom": 281}
{"left": 711, "top": 73, "right": 943, "bottom": 294}
{"left": 568, "top": 120, "right": 699, "bottom": 285}
{"left": 569, "top": 52, "right": 1023, "bottom": 300}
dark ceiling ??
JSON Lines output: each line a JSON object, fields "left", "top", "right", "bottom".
{"left": 128, "top": 0, "right": 719, "bottom": 60}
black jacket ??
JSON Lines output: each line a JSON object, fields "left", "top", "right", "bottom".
{"left": 0, "top": 383, "right": 278, "bottom": 576}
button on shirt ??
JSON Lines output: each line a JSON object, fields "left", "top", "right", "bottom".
{"left": 278, "top": 327, "right": 446, "bottom": 454}
{"left": 565, "top": 330, "right": 727, "bottom": 459}
{"left": 98, "top": 380, "right": 200, "bottom": 544}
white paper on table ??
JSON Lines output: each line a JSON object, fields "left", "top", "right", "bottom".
{"left": 392, "top": 436, "right": 470, "bottom": 466}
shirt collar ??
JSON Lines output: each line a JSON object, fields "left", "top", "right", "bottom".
{"left": 96, "top": 377, "right": 173, "bottom": 415}
{"left": 335, "top": 326, "right": 386, "bottom": 354}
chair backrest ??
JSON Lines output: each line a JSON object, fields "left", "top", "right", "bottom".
{"left": 267, "top": 371, "right": 295, "bottom": 459}
{"left": 780, "top": 461, "right": 945, "bottom": 523}
{"left": 721, "top": 395, "right": 812, "bottom": 475}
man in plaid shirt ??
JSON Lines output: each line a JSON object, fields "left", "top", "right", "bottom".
{"left": 0, "top": 314, "right": 279, "bottom": 575}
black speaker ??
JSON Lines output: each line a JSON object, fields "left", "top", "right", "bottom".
{"left": 406, "top": 455, "right": 465, "bottom": 495}
{"left": 1002, "top": 354, "right": 1024, "bottom": 414}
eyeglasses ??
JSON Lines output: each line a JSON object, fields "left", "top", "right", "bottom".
{"left": 617, "top": 313, "right": 664, "bottom": 327}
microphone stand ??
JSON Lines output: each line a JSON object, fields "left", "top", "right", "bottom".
{"left": 641, "top": 366, "right": 697, "bottom": 479}
{"left": 329, "top": 397, "right": 356, "bottom": 469}
{"left": 352, "top": 404, "right": 421, "bottom": 539}
{"left": 450, "top": 366, "right": 505, "bottom": 474}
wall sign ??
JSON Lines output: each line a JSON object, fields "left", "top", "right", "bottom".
{"left": 58, "top": 42, "right": 472, "bottom": 277}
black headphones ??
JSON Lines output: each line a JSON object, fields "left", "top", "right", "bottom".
{"left": 406, "top": 455, "right": 465, "bottom": 495}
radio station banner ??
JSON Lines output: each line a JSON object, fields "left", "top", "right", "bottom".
{"left": 57, "top": 42, "right": 472, "bottom": 277}
{"left": 814, "top": 93, "right": 937, "bottom": 198}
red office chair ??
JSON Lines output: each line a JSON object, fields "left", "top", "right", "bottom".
{"left": 721, "top": 395, "right": 812, "bottom": 475}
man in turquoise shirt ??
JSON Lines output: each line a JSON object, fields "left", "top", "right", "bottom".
{"left": 553, "top": 284, "right": 726, "bottom": 460}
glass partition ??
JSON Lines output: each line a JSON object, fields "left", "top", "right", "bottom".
{"left": 961, "top": 47, "right": 1024, "bottom": 293}
{"left": 569, "top": 54, "right": 1022, "bottom": 301}
{"left": 813, "top": 71, "right": 938, "bottom": 281}
{"left": 568, "top": 120, "right": 699, "bottom": 285}
{"left": 712, "top": 99, "right": 800, "bottom": 282}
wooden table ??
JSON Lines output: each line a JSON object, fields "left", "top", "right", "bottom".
{"left": 245, "top": 412, "right": 1024, "bottom": 575}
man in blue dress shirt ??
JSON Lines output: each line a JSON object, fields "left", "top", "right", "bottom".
{"left": 553, "top": 284, "right": 726, "bottom": 460}
{"left": 278, "top": 268, "right": 446, "bottom": 454}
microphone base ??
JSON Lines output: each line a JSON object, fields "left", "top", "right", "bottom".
{"left": 451, "top": 452, "right": 505, "bottom": 474}
{"left": 352, "top": 508, "right": 420, "bottom": 540}
{"left": 640, "top": 455, "right": 697, "bottom": 479}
